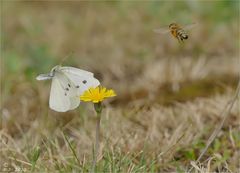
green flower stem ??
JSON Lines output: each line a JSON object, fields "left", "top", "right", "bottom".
{"left": 91, "top": 102, "right": 102, "bottom": 173}
{"left": 94, "top": 102, "right": 102, "bottom": 114}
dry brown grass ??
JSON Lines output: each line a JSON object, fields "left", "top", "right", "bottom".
{"left": 1, "top": 1, "right": 240, "bottom": 172}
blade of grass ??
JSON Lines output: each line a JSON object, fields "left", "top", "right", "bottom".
{"left": 188, "top": 79, "right": 240, "bottom": 172}
{"left": 62, "top": 132, "right": 80, "bottom": 166}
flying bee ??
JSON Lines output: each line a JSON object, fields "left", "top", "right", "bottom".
{"left": 154, "top": 23, "right": 197, "bottom": 42}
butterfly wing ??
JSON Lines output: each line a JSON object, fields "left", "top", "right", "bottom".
{"left": 49, "top": 71, "right": 80, "bottom": 112}
{"left": 60, "top": 66, "right": 94, "bottom": 77}
{"left": 49, "top": 76, "right": 71, "bottom": 112}
{"left": 60, "top": 66, "right": 100, "bottom": 95}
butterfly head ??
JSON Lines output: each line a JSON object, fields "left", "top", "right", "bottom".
{"left": 50, "top": 65, "right": 62, "bottom": 77}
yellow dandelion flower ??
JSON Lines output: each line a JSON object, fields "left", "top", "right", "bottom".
{"left": 80, "top": 86, "right": 116, "bottom": 103}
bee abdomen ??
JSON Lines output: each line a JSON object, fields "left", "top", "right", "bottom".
{"left": 182, "top": 34, "right": 188, "bottom": 39}
{"left": 177, "top": 29, "right": 188, "bottom": 40}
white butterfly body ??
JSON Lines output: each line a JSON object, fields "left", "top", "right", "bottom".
{"left": 36, "top": 65, "right": 100, "bottom": 112}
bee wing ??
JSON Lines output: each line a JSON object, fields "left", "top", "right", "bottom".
{"left": 153, "top": 28, "right": 170, "bottom": 34}
{"left": 182, "top": 23, "right": 198, "bottom": 31}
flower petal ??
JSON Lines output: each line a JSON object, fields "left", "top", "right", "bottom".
{"left": 80, "top": 86, "right": 116, "bottom": 103}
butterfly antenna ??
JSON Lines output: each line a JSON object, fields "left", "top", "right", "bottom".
{"left": 60, "top": 51, "right": 75, "bottom": 66}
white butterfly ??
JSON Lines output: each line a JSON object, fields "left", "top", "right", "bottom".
{"left": 36, "top": 65, "right": 100, "bottom": 112}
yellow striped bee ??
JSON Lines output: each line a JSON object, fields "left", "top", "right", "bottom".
{"left": 154, "top": 23, "right": 197, "bottom": 42}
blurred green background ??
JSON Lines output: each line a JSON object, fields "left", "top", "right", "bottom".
{"left": 2, "top": 0, "right": 239, "bottom": 108}
{"left": 1, "top": 1, "right": 239, "bottom": 172}
{"left": 2, "top": 1, "right": 239, "bottom": 76}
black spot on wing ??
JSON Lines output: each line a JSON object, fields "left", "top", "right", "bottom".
{"left": 68, "top": 83, "right": 71, "bottom": 87}
{"left": 76, "top": 85, "right": 80, "bottom": 88}
{"left": 82, "top": 80, "right": 87, "bottom": 84}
